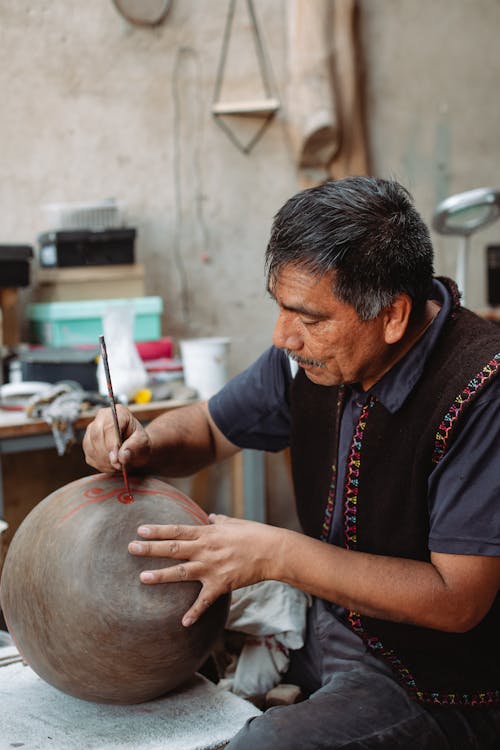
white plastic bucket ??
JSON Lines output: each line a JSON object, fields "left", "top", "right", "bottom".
{"left": 180, "top": 337, "right": 230, "bottom": 400}
{"left": 0, "top": 519, "right": 8, "bottom": 578}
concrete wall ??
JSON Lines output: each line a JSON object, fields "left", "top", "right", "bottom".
{"left": 363, "top": 0, "right": 500, "bottom": 308}
{"left": 1, "top": 0, "right": 290, "bottom": 372}
{"left": 1, "top": 0, "right": 499, "bottom": 525}
{"left": 1, "top": 0, "right": 499, "bottom": 371}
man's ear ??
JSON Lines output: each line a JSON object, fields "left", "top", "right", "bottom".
{"left": 383, "top": 294, "right": 412, "bottom": 344}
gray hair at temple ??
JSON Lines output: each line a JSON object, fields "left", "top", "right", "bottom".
{"left": 265, "top": 176, "right": 435, "bottom": 321}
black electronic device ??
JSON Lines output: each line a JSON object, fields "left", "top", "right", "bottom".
{"left": 486, "top": 245, "right": 500, "bottom": 307}
{"left": 0, "top": 245, "right": 33, "bottom": 287}
{"left": 38, "top": 228, "right": 136, "bottom": 268}
{"left": 19, "top": 347, "right": 99, "bottom": 391}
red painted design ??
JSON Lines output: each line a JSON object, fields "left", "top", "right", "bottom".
{"left": 57, "top": 478, "right": 208, "bottom": 526}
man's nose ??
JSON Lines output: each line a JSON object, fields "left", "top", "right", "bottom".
{"left": 272, "top": 312, "right": 301, "bottom": 351}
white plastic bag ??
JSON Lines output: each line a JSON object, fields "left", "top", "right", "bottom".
{"left": 97, "top": 304, "right": 148, "bottom": 402}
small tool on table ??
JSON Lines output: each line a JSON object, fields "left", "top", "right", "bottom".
{"left": 99, "top": 335, "right": 134, "bottom": 502}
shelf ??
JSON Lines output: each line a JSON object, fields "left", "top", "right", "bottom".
{"left": 211, "top": 97, "right": 280, "bottom": 117}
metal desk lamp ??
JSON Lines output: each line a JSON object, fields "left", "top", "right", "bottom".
{"left": 432, "top": 187, "right": 500, "bottom": 306}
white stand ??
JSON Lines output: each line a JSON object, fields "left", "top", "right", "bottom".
{"left": 0, "top": 647, "right": 260, "bottom": 750}
{"left": 455, "top": 235, "right": 470, "bottom": 307}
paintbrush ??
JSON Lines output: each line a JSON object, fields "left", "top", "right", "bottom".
{"left": 99, "top": 335, "right": 133, "bottom": 501}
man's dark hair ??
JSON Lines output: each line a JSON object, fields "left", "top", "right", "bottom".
{"left": 265, "top": 176, "right": 435, "bottom": 320}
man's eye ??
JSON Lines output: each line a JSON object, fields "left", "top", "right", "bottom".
{"left": 300, "top": 318, "right": 320, "bottom": 327}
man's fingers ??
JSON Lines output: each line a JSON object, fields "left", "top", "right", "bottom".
{"left": 138, "top": 561, "right": 204, "bottom": 585}
{"left": 83, "top": 406, "right": 134, "bottom": 471}
{"left": 182, "top": 589, "right": 218, "bottom": 627}
{"left": 84, "top": 405, "right": 151, "bottom": 472}
{"left": 128, "top": 538, "right": 197, "bottom": 559}
{"left": 108, "top": 449, "right": 122, "bottom": 470}
{"left": 133, "top": 558, "right": 222, "bottom": 626}
{"left": 116, "top": 447, "right": 131, "bottom": 465}
{"left": 137, "top": 524, "right": 201, "bottom": 540}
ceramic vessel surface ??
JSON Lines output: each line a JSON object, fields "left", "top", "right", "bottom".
{"left": 0, "top": 474, "right": 229, "bottom": 703}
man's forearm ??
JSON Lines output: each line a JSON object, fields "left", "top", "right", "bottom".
{"left": 141, "top": 402, "right": 215, "bottom": 475}
{"left": 125, "top": 510, "right": 499, "bottom": 631}
{"left": 271, "top": 528, "right": 499, "bottom": 633}
{"left": 144, "top": 401, "right": 238, "bottom": 476}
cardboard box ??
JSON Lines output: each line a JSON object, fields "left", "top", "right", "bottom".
{"left": 35, "top": 264, "right": 146, "bottom": 302}
{"left": 0, "top": 288, "right": 21, "bottom": 346}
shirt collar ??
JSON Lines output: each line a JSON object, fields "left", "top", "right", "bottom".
{"left": 355, "top": 279, "right": 451, "bottom": 413}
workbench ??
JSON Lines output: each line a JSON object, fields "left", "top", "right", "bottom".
{"left": 0, "top": 394, "right": 266, "bottom": 539}
{"left": 0, "top": 396, "right": 192, "bottom": 519}
{"left": 0, "top": 644, "right": 261, "bottom": 750}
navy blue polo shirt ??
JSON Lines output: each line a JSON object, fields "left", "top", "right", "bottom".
{"left": 209, "top": 280, "right": 500, "bottom": 675}
{"left": 209, "top": 278, "right": 500, "bottom": 557}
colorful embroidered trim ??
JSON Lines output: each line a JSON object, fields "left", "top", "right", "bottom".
{"left": 433, "top": 353, "right": 500, "bottom": 465}
{"left": 320, "top": 465, "right": 337, "bottom": 542}
{"left": 348, "top": 612, "right": 500, "bottom": 706}
{"left": 342, "top": 369, "right": 500, "bottom": 707}
{"left": 342, "top": 396, "right": 376, "bottom": 548}
{"left": 320, "top": 386, "right": 345, "bottom": 542}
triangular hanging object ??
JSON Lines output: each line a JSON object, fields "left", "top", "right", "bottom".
{"left": 211, "top": 0, "right": 280, "bottom": 153}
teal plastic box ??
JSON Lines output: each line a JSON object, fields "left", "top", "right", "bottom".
{"left": 27, "top": 296, "right": 163, "bottom": 346}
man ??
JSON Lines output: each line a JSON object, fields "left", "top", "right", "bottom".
{"left": 84, "top": 177, "right": 500, "bottom": 749}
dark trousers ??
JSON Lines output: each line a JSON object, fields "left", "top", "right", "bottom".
{"left": 226, "top": 645, "right": 500, "bottom": 750}
{"left": 228, "top": 665, "right": 500, "bottom": 750}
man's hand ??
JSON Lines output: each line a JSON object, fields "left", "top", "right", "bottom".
{"left": 84, "top": 401, "right": 239, "bottom": 477}
{"left": 127, "top": 507, "right": 500, "bottom": 634}
{"left": 128, "top": 514, "right": 285, "bottom": 627}
{"left": 83, "top": 404, "right": 152, "bottom": 473}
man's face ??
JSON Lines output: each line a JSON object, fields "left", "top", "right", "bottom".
{"left": 269, "top": 265, "right": 391, "bottom": 390}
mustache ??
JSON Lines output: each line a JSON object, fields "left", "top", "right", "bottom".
{"left": 286, "top": 350, "right": 326, "bottom": 369}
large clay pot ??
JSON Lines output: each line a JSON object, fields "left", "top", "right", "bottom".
{"left": 0, "top": 474, "right": 229, "bottom": 704}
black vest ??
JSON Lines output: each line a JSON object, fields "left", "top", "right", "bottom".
{"left": 290, "top": 286, "right": 500, "bottom": 706}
